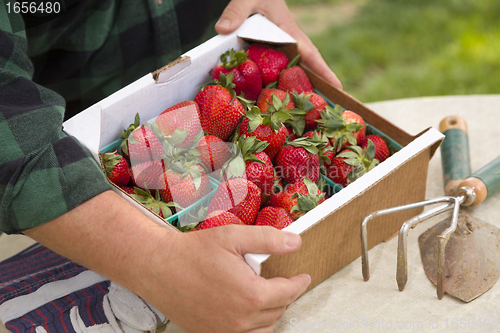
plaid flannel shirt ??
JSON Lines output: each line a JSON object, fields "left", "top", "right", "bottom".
{"left": 0, "top": 0, "right": 227, "bottom": 234}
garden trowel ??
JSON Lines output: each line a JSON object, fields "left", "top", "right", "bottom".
{"left": 361, "top": 116, "right": 500, "bottom": 302}
{"left": 418, "top": 116, "right": 500, "bottom": 302}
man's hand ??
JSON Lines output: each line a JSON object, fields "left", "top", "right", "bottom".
{"left": 24, "top": 191, "right": 310, "bottom": 333}
{"left": 215, "top": 0, "right": 342, "bottom": 90}
{"left": 150, "top": 225, "right": 311, "bottom": 332}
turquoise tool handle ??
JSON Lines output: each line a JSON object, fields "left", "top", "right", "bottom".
{"left": 469, "top": 156, "right": 500, "bottom": 200}
{"left": 439, "top": 116, "right": 471, "bottom": 196}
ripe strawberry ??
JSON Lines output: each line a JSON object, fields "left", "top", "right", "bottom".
{"left": 101, "top": 152, "right": 130, "bottom": 187}
{"left": 326, "top": 143, "right": 379, "bottom": 187}
{"left": 196, "top": 135, "right": 232, "bottom": 174}
{"left": 317, "top": 107, "right": 366, "bottom": 153}
{"left": 292, "top": 92, "right": 328, "bottom": 131}
{"left": 158, "top": 159, "right": 210, "bottom": 208}
{"left": 274, "top": 137, "right": 322, "bottom": 184}
{"left": 360, "top": 134, "right": 390, "bottom": 162}
{"left": 196, "top": 210, "right": 245, "bottom": 230}
{"left": 194, "top": 73, "right": 246, "bottom": 141}
{"left": 246, "top": 43, "right": 290, "bottom": 87}
{"left": 120, "top": 186, "right": 136, "bottom": 195}
{"left": 224, "top": 135, "right": 274, "bottom": 204}
{"left": 256, "top": 88, "right": 295, "bottom": 113}
{"left": 207, "top": 178, "right": 261, "bottom": 225}
{"left": 255, "top": 206, "right": 293, "bottom": 230}
{"left": 270, "top": 178, "right": 325, "bottom": 220}
{"left": 129, "top": 187, "right": 176, "bottom": 219}
{"left": 130, "top": 160, "right": 166, "bottom": 192}
{"left": 119, "top": 114, "right": 164, "bottom": 163}
{"left": 155, "top": 100, "right": 203, "bottom": 149}
{"left": 237, "top": 107, "right": 287, "bottom": 161}
{"left": 277, "top": 55, "right": 314, "bottom": 94}
{"left": 212, "top": 49, "right": 262, "bottom": 101}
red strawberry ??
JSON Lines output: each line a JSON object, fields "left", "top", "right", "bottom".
{"left": 246, "top": 43, "right": 290, "bottom": 87}
{"left": 238, "top": 92, "right": 303, "bottom": 161}
{"left": 274, "top": 137, "right": 322, "bottom": 184}
{"left": 196, "top": 210, "right": 245, "bottom": 230}
{"left": 225, "top": 135, "right": 274, "bottom": 204}
{"left": 360, "top": 135, "right": 390, "bottom": 162}
{"left": 292, "top": 92, "right": 328, "bottom": 131}
{"left": 212, "top": 49, "right": 262, "bottom": 101}
{"left": 195, "top": 73, "right": 246, "bottom": 141}
{"left": 326, "top": 143, "right": 379, "bottom": 187}
{"left": 129, "top": 187, "right": 176, "bottom": 219}
{"left": 256, "top": 88, "right": 295, "bottom": 113}
{"left": 277, "top": 56, "right": 314, "bottom": 94}
{"left": 207, "top": 178, "right": 261, "bottom": 225}
{"left": 120, "top": 186, "right": 136, "bottom": 195}
{"left": 158, "top": 160, "right": 210, "bottom": 208}
{"left": 155, "top": 100, "right": 203, "bottom": 149}
{"left": 196, "top": 135, "right": 232, "bottom": 174}
{"left": 255, "top": 206, "right": 293, "bottom": 230}
{"left": 101, "top": 152, "right": 130, "bottom": 187}
{"left": 270, "top": 178, "right": 325, "bottom": 220}
{"left": 317, "top": 107, "right": 366, "bottom": 153}
{"left": 119, "top": 114, "right": 164, "bottom": 163}
{"left": 130, "top": 160, "right": 166, "bottom": 192}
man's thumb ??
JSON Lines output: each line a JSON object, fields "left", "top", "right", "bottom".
{"left": 215, "top": 0, "right": 256, "bottom": 34}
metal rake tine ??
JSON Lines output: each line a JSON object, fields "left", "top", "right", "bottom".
{"left": 396, "top": 199, "right": 456, "bottom": 292}
{"left": 436, "top": 196, "right": 461, "bottom": 299}
{"left": 361, "top": 196, "right": 455, "bottom": 282}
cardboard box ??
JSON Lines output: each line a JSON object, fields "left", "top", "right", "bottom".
{"left": 63, "top": 14, "right": 444, "bottom": 292}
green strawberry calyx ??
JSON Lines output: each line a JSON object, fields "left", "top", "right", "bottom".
{"left": 238, "top": 135, "right": 269, "bottom": 163}
{"left": 286, "top": 136, "right": 324, "bottom": 155}
{"left": 119, "top": 113, "right": 141, "bottom": 157}
{"left": 338, "top": 141, "right": 379, "bottom": 184}
{"left": 130, "top": 187, "right": 177, "bottom": 219}
{"left": 317, "top": 106, "right": 365, "bottom": 153}
{"left": 246, "top": 93, "right": 305, "bottom": 133}
{"left": 219, "top": 49, "right": 247, "bottom": 69}
{"left": 163, "top": 156, "right": 205, "bottom": 190}
{"left": 101, "top": 151, "right": 124, "bottom": 176}
{"left": 286, "top": 54, "right": 301, "bottom": 69}
{"left": 306, "top": 131, "right": 334, "bottom": 165}
{"left": 290, "top": 178, "right": 326, "bottom": 219}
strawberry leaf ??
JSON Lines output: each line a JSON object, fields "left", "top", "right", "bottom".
{"left": 287, "top": 54, "right": 301, "bottom": 68}
{"left": 265, "top": 81, "right": 278, "bottom": 89}
{"left": 169, "top": 128, "right": 189, "bottom": 146}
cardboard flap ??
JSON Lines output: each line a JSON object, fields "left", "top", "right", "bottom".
{"left": 153, "top": 56, "right": 191, "bottom": 83}
{"left": 237, "top": 14, "right": 296, "bottom": 44}
{"left": 63, "top": 104, "right": 102, "bottom": 159}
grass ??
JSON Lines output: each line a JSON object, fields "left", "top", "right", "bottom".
{"left": 288, "top": 0, "right": 500, "bottom": 102}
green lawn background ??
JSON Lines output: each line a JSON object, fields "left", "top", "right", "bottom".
{"left": 288, "top": 0, "right": 500, "bottom": 103}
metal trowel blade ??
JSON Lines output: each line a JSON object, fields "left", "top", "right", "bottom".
{"left": 418, "top": 211, "right": 500, "bottom": 302}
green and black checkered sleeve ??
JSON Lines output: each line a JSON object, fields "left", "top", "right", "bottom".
{"left": 0, "top": 7, "right": 112, "bottom": 234}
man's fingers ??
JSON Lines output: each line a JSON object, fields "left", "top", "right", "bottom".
{"left": 259, "top": 274, "right": 311, "bottom": 310}
{"left": 215, "top": 0, "right": 257, "bottom": 34}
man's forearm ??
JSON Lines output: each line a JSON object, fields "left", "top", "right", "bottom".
{"left": 23, "top": 190, "right": 176, "bottom": 297}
